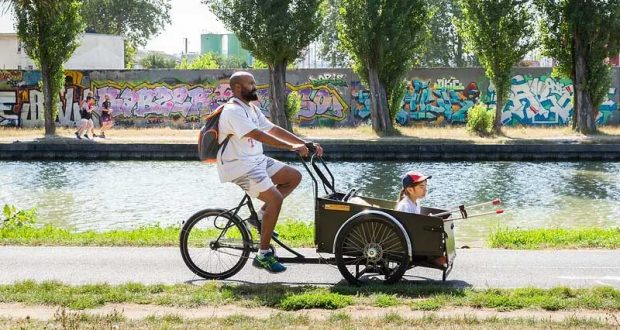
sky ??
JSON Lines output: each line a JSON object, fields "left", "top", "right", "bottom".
{"left": 0, "top": 0, "right": 227, "bottom": 54}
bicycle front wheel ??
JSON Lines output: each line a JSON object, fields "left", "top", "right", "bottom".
{"left": 180, "top": 208, "right": 252, "bottom": 280}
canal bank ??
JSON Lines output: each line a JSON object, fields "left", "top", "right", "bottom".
{"left": 1, "top": 139, "right": 620, "bottom": 161}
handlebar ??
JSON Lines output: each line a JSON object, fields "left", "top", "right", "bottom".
{"left": 297, "top": 142, "right": 335, "bottom": 198}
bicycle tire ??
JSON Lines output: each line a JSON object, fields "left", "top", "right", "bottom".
{"left": 180, "top": 208, "right": 252, "bottom": 280}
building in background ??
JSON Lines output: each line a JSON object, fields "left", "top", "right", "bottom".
{"left": 0, "top": 33, "right": 124, "bottom": 70}
{"left": 294, "top": 41, "right": 332, "bottom": 68}
{"left": 200, "top": 33, "right": 252, "bottom": 65}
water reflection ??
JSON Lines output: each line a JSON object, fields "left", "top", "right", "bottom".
{"left": 35, "top": 162, "right": 71, "bottom": 190}
{"left": 1, "top": 160, "right": 619, "bottom": 247}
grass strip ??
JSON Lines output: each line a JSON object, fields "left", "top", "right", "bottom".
{"left": 1, "top": 281, "right": 618, "bottom": 312}
{"left": 2, "top": 309, "right": 616, "bottom": 330}
{"left": 4, "top": 223, "right": 620, "bottom": 250}
{"left": 0, "top": 220, "right": 314, "bottom": 247}
{"left": 488, "top": 228, "right": 620, "bottom": 249}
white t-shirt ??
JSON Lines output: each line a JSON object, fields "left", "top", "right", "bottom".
{"left": 395, "top": 196, "right": 421, "bottom": 214}
{"left": 216, "top": 97, "right": 275, "bottom": 182}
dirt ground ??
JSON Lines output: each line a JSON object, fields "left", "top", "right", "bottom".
{"left": 1, "top": 126, "right": 619, "bottom": 144}
{"left": 0, "top": 303, "right": 618, "bottom": 325}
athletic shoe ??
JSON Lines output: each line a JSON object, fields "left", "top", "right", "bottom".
{"left": 75, "top": 132, "right": 81, "bottom": 139}
{"left": 252, "top": 252, "right": 286, "bottom": 273}
{"left": 83, "top": 134, "right": 90, "bottom": 140}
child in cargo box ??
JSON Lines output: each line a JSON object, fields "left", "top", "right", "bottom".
{"left": 396, "top": 171, "right": 447, "bottom": 267}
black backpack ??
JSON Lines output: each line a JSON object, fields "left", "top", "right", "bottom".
{"left": 197, "top": 103, "right": 233, "bottom": 163}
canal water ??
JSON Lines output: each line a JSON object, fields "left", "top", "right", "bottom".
{"left": 1, "top": 160, "right": 619, "bottom": 246}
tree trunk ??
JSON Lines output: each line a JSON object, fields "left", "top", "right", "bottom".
{"left": 367, "top": 65, "right": 393, "bottom": 135}
{"left": 268, "top": 61, "right": 291, "bottom": 131}
{"left": 41, "top": 66, "right": 56, "bottom": 136}
{"left": 455, "top": 36, "right": 465, "bottom": 68}
{"left": 494, "top": 84, "right": 503, "bottom": 134}
{"left": 573, "top": 33, "right": 596, "bottom": 133}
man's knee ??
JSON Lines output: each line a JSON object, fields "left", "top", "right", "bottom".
{"left": 258, "top": 187, "right": 283, "bottom": 207}
{"left": 289, "top": 168, "right": 302, "bottom": 186}
{"left": 273, "top": 166, "right": 302, "bottom": 187}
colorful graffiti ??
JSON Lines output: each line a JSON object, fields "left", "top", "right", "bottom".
{"left": 351, "top": 81, "right": 371, "bottom": 120}
{"left": 92, "top": 81, "right": 232, "bottom": 126}
{"left": 487, "top": 75, "right": 574, "bottom": 125}
{"left": 598, "top": 87, "right": 618, "bottom": 125}
{"left": 487, "top": 75, "right": 618, "bottom": 126}
{"left": 255, "top": 82, "right": 349, "bottom": 126}
{"left": 291, "top": 83, "right": 348, "bottom": 121}
{"left": 308, "top": 73, "right": 348, "bottom": 87}
{"left": 1, "top": 69, "right": 618, "bottom": 128}
{"left": 395, "top": 77, "right": 480, "bottom": 125}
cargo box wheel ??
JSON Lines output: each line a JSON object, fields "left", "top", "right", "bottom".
{"left": 334, "top": 214, "right": 409, "bottom": 285}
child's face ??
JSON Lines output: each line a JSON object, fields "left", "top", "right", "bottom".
{"left": 406, "top": 180, "right": 427, "bottom": 200}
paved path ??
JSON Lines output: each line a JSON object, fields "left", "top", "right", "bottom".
{"left": 1, "top": 247, "right": 619, "bottom": 288}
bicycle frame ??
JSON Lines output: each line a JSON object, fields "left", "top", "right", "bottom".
{"left": 211, "top": 193, "right": 307, "bottom": 258}
{"left": 207, "top": 150, "right": 357, "bottom": 265}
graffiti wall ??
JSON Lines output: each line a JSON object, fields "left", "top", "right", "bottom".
{"left": 0, "top": 68, "right": 618, "bottom": 128}
{"left": 396, "top": 68, "right": 619, "bottom": 126}
{"left": 395, "top": 77, "right": 481, "bottom": 125}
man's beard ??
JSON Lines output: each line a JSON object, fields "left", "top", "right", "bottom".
{"left": 242, "top": 89, "right": 258, "bottom": 101}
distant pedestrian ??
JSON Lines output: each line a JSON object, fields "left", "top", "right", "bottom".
{"left": 99, "top": 95, "right": 113, "bottom": 138}
{"left": 75, "top": 94, "right": 96, "bottom": 139}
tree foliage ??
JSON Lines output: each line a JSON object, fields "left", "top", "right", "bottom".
{"left": 140, "top": 52, "right": 177, "bottom": 69}
{"left": 317, "top": 0, "right": 350, "bottom": 67}
{"left": 536, "top": 0, "right": 620, "bottom": 133}
{"left": 13, "top": 0, "right": 84, "bottom": 136}
{"left": 457, "top": 0, "right": 533, "bottom": 133}
{"left": 338, "top": 0, "right": 430, "bottom": 134}
{"left": 175, "top": 52, "right": 251, "bottom": 69}
{"left": 81, "top": 0, "right": 171, "bottom": 68}
{"left": 176, "top": 53, "right": 220, "bottom": 69}
{"left": 206, "top": 0, "right": 324, "bottom": 131}
{"left": 421, "top": 0, "right": 475, "bottom": 67}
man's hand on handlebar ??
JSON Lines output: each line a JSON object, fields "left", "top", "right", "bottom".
{"left": 311, "top": 143, "right": 324, "bottom": 157}
{"left": 291, "top": 144, "right": 310, "bottom": 157}
{"left": 292, "top": 142, "right": 323, "bottom": 157}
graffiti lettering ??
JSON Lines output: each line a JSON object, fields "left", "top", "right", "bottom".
{"left": 487, "top": 75, "right": 574, "bottom": 125}
{"left": 309, "top": 73, "right": 348, "bottom": 87}
{"left": 0, "top": 71, "right": 23, "bottom": 88}
{"left": 396, "top": 79, "right": 480, "bottom": 125}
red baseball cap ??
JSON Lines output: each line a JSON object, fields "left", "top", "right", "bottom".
{"left": 402, "top": 171, "right": 431, "bottom": 188}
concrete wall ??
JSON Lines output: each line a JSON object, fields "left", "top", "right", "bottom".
{"left": 0, "top": 67, "right": 618, "bottom": 128}
{"left": 0, "top": 33, "right": 124, "bottom": 70}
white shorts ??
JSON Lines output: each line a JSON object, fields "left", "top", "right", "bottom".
{"left": 231, "top": 157, "right": 286, "bottom": 197}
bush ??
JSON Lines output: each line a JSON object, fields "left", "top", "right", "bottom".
{"left": 286, "top": 91, "right": 302, "bottom": 123}
{"left": 2, "top": 204, "right": 37, "bottom": 230}
{"left": 466, "top": 104, "right": 495, "bottom": 135}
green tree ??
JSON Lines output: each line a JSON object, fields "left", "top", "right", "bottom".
{"left": 140, "top": 52, "right": 177, "bottom": 69}
{"left": 206, "top": 0, "right": 324, "bottom": 131}
{"left": 536, "top": 0, "right": 620, "bottom": 133}
{"left": 339, "top": 0, "right": 430, "bottom": 134}
{"left": 12, "top": 0, "right": 84, "bottom": 136}
{"left": 422, "top": 0, "right": 472, "bottom": 67}
{"left": 457, "top": 0, "right": 533, "bottom": 133}
{"left": 219, "top": 56, "right": 250, "bottom": 69}
{"left": 317, "top": 0, "right": 350, "bottom": 67}
{"left": 80, "top": 0, "right": 171, "bottom": 68}
{"left": 176, "top": 52, "right": 220, "bottom": 69}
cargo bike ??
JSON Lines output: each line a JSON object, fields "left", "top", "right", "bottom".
{"left": 180, "top": 150, "right": 460, "bottom": 285}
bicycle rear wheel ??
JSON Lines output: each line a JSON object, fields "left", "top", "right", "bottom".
{"left": 180, "top": 208, "right": 252, "bottom": 280}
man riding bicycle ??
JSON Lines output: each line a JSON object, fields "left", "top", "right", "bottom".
{"left": 216, "top": 71, "right": 323, "bottom": 273}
